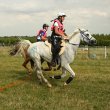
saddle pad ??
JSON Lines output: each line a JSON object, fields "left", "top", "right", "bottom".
{"left": 44, "top": 40, "right": 65, "bottom": 55}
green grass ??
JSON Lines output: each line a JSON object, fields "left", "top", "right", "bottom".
{"left": 0, "top": 46, "right": 110, "bottom": 110}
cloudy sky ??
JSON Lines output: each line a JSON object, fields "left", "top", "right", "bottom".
{"left": 0, "top": 0, "right": 110, "bottom": 36}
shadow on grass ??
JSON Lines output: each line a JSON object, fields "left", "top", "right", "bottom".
{"left": 8, "top": 68, "right": 68, "bottom": 88}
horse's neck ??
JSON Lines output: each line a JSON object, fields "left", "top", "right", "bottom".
{"left": 69, "top": 33, "right": 81, "bottom": 45}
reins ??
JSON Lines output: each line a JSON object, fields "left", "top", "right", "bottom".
{"left": 79, "top": 29, "right": 93, "bottom": 41}
{"left": 68, "top": 42, "right": 79, "bottom": 46}
{"left": 67, "top": 29, "right": 93, "bottom": 46}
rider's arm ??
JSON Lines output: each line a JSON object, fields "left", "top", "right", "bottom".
{"left": 41, "top": 36, "right": 47, "bottom": 41}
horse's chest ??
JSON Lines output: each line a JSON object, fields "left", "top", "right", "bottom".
{"left": 62, "top": 50, "right": 75, "bottom": 63}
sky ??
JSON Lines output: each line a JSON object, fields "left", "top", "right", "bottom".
{"left": 0, "top": 0, "right": 110, "bottom": 36}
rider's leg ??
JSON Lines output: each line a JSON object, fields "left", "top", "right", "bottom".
{"left": 51, "top": 37, "right": 61, "bottom": 67}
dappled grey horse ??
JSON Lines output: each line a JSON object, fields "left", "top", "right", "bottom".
{"left": 9, "top": 39, "right": 54, "bottom": 74}
{"left": 27, "top": 28, "right": 96, "bottom": 87}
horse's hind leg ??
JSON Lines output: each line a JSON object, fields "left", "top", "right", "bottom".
{"left": 22, "top": 58, "right": 32, "bottom": 75}
{"left": 30, "top": 59, "right": 34, "bottom": 69}
{"left": 34, "top": 58, "right": 52, "bottom": 88}
{"left": 40, "top": 73, "right": 52, "bottom": 88}
{"left": 35, "top": 68, "right": 43, "bottom": 83}
{"left": 41, "top": 58, "right": 52, "bottom": 71}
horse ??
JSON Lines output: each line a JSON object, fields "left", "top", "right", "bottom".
{"left": 9, "top": 39, "right": 53, "bottom": 74}
{"left": 26, "top": 28, "right": 96, "bottom": 87}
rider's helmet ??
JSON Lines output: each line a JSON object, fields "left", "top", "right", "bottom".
{"left": 57, "top": 12, "right": 67, "bottom": 17}
{"left": 43, "top": 24, "right": 49, "bottom": 29}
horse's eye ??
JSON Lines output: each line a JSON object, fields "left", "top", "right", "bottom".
{"left": 86, "top": 34, "right": 89, "bottom": 36}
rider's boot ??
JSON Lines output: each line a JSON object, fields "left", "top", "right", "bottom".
{"left": 51, "top": 56, "right": 57, "bottom": 67}
{"left": 51, "top": 50, "right": 57, "bottom": 67}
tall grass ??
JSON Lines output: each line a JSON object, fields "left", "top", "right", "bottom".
{"left": 0, "top": 47, "right": 110, "bottom": 110}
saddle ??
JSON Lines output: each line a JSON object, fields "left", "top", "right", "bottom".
{"left": 44, "top": 38, "right": 66, "bottom": 56}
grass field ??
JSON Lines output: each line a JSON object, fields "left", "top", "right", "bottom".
{"left": 0, "top": 46, "right": 110, "bottom": 110}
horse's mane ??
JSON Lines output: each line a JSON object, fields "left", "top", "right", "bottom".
{"left": 69, "top": 29, "right": 80, "bottom": 40}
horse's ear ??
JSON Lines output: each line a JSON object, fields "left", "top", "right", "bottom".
{"left": 78, "top": 28, "right": 81, "bottom": 31}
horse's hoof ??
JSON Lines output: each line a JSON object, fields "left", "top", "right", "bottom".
{"left": 47, "top": 83, "right": 52, "bottom": 88}
{"left": 64, "top": 83, "right": 67, "bottom": 86}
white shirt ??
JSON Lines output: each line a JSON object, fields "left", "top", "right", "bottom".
{"left": 54, "top": 22, "right": 59, "bottom": 27}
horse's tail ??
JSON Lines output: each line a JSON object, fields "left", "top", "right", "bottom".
{"left": 9, "top": 37, "right": 31, "bottom": 56}
{"left": 9, "top": 36, "right": 23, "bottom": 56}
{"left": 9, "top": 42, "right": 20, "bottom": 56}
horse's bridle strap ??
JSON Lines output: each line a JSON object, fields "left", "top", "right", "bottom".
{"left": 68, "top": 42, "right": 79, "bottom": 46}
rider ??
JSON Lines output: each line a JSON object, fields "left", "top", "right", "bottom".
{"left": 50, "top": 12, "right": 68, "bottom": 66}
{"left": 36, "top": 23, "right": 49, "bottom": 42}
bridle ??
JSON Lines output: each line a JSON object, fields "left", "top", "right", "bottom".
{"left": 68, "top": 29, "right": 93, "bottom": 45}
{"left": 79, "top": 29, "right": 93, "bottom": 41}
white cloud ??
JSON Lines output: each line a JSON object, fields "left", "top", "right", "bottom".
{"left": 0, "top": 0, "right": 110, "bottom": 36}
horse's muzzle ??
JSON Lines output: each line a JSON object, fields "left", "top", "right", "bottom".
{"left": 90, "top": 40, "right": 97, "bottom": 45}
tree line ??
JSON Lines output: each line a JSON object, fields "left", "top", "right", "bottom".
{"left": 0, "top": 34, "right": 110, "bottom": 46}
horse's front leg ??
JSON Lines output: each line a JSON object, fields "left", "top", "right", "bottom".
{"left": 22, "top": 58, "right": 32, "bottom": 75}
{"left": 34, "top": 58, "right": 52, "bottom": 88}
{"left": 63, "top": 64, "right": 75, "bottom": 86}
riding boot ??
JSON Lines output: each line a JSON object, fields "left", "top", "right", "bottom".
{"left": 51, "top": 59, "right": 56, "bottom": 67}
{"left": 51, "top": 51, "right": 57, "bottom": 67}
{"left": 51, "top": 36, "right": 61, "bottom": 67}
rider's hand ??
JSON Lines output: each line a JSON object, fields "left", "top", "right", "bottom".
{"left": 63, "top": 35, "right": 69, "bottom": 40}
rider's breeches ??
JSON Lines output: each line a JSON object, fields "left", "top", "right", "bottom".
{"left": 51, "top": 36, "right": 61, "bottom": 60}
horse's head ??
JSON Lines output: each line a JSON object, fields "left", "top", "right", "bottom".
{"left": 79, "top": 28, "right": 97, "bottom": 45}
{"left": 9, "top": 39, "right": 31, "bottom": 56}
